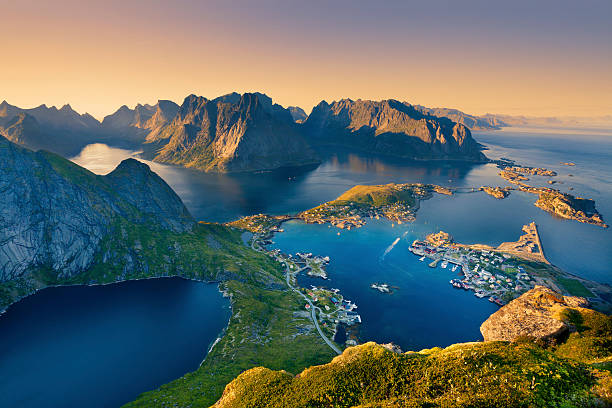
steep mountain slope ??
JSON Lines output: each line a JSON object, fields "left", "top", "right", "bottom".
{"left": 303, "top": 99, "right": 487, "bottom": 161}
{"left": 147, "top": 93, "right": 320, "bottom": 172}
{"left": 102, "top": 100, "right": 180, "bottom": 143}
{"left": 288, "top": 106, "right": 307, "bottom": 122}
{"left": 0, "top": 113, "right": 42, "bottom": 148}
{"left": 0, "top": 101, "right": 102, "bottom": 155}
{"left": 0, "top": 136, "right": 193, "bottom": 286}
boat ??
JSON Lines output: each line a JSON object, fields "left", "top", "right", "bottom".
{"left": 419, "top": 256, "right": 425, "bottom": 261}
{"left": 441, "top": 260, "right": 448, "bottom": 268}
{"left": 451, "top": 264, "right": 458, "bottom": 272}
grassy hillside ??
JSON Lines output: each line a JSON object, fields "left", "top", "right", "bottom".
{"left": 214, "top": 341, "right": 608, "bottom": 408}
{"left": 333, "top": 184, "right": 417, "bottom": 207}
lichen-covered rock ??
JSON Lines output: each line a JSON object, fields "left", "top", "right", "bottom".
{"left": 480, "top": 285, "right": 588, "bottom": 342}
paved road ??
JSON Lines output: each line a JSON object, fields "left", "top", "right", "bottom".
{"left": 252, "top": 238, "right": 342, "bottom": 355}
{"left": 284, "top": 265, "right": 342, "bottom": 355}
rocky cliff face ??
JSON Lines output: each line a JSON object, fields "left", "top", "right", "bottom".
{"left": 480, "top": 285, "right": 589, "bottom": 342}
{"left": 304, "top": 99, "right": 487, "bottom": 161}
{"left": 287, "top": 106, "right": 307, "bottom": 122}
{"left": 148, "top": 93, "right": 320, "bottom": 172}
{"left": 0, "top": 136, "right": 193, "bottom": 282}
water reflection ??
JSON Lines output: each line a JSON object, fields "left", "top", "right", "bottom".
{"left": 71, "top": 144, "right": 486, "bottom": 222}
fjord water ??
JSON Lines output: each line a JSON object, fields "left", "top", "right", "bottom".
{"left": 73, "top": 129, "right": 612, "bottom": 284}
{"left": 0, "top": 278, "right": 229, "bottom": 408}
{"left": 270, "top": 218, "right": 500, "bottom": 350}
{"left": 7, "top": 126, "right": 602, "bottom": 402}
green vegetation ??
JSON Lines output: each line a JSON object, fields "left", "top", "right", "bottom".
{"left": 125, "top": 280, "right": 335, "bottom": 407}
{"left": 555, "top": 307, "right": 612, "bottom": 365}
{"left": 557, "top": 277, "right": 595, "bottom": 298}
{"left": 215, "top": 341, "right": 607, "bottom": 408}
{"left": 333, "top": 184, "right": 417, "bottom": 207}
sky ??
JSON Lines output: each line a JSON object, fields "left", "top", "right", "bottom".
{"left": 1, "top": 0, "right": 611, "bottom": 119}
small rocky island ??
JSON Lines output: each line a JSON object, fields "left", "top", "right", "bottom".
{"left": 535, "top": 190, "right": 608, "bottom": 228}
{"left": 496, "top": 162, "right": 607, "bottom": 228}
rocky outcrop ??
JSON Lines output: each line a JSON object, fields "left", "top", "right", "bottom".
{"left": 148, "top": 93, "right": 320, "bottom": 172}
{"left": 303, "top": 99, "right": 487, "bottom": 161}
{"left": 287, "top": 106, "right": 307, "bottom": 122}
{"left": 0, "top": 136, "right": 194, "bottom": 281}
{"left": 535, "top": 191, "right": 607, "bottom": 228}
{"left": 480, "top": 285, "right": 588, "bottom": 342}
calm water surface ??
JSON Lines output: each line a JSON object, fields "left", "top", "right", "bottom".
{"left": 73, "top": 130, "right": 612, "bottom": 283}
{"left": 23, "top": 127, "right": 605, "bottom": 400}
{"left": 0, "top": 278, "right": 229, "bottom": 408}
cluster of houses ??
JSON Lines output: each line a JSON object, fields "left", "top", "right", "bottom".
{"left": 410, "top": 240, "right": 536, "bottom": 306}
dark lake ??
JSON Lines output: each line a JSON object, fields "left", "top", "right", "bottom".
{"left": 0, "top": 278, "right": 229, "bottom": 408}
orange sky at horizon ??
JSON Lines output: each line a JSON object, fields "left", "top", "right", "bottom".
{"left": 1, "top": 0, "right": 610, "bottom": 120}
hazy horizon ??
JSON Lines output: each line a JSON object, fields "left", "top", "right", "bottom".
{"left": 1, "top": 0, "right": 610, "bottom": 119}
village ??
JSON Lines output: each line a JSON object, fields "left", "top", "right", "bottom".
{"left": 299, "top": 201, "right": 416, "bottom": 230}
{"left": 409, "top": 233, "right": 538, "bottom": 306}
{"left": 237, "top": 215, "right": 363, "bottom": 340}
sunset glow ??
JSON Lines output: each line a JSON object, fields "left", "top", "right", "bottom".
{"left": 2, "top": 0, "right": 611, "bottom": 118}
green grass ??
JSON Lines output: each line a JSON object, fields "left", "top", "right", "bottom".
{"left": 124, "top": 280, "right": 335, "bottom": 407}
{"left": 214, "top": 341, "right": 603, "bottom": 408}
{"left": 556, "top": 277, "right": 594, "bottom": 298}
{"left": 555, "top": 308, "right": 612, "bottom": 364}
{"left": 333, "top": 184, "right": 417, "bottom": 207}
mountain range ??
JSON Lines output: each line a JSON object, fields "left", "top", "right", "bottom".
{"left": 1, "top": 93, "right": 493, "bottom": 171}
{"left": 304, "top": 99, "right": 486, "bottom": 161}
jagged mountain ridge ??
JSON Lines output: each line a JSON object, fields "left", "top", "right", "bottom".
{"left": 304, "top": 99, "right": 487, "bottom": 161}
{"left": 0, "top": 101, "right": 104, "bottom": 155}
{"left": 146, "top": 92, "right": 320, "bottom": 172}
{"left": 102, "top": 100, "right": 180, "bottom": 143}
{"left": 1, "top": 94, "right": 493, "bottom": 169}
{"left": 287, "top": 106, "right": 307, "bottom": 122}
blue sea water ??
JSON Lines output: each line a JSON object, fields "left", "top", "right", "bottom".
{"left": 1, "top": 126, "right": 606, "bottom": 406}
{"left": 0, "top": 278, "right": 229, "bottom": 408}
{"left": 270, "top": 219, "right": 499, "bottom": 350}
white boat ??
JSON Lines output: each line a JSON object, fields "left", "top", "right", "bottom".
{"left": 419, "top": 256, "right": 425, "bottom": 261}
{"left": 451, "top": 264, "right": 458, "bottom": 272}
{"left": 441, "top": 260, "right": 448, "bottom": 268}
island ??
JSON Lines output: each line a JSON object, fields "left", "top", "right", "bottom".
{"left": 298, "top": 183, "right": 453, "bottom": 228}
{"left": 480, "top": 185, "right": 511, "bottom": 199}
{"left": 496, "top": 163, "right": 607, "bottom": 228}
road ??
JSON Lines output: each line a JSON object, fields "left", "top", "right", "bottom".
{"left": 252, "top": 238, "right": 342, "bottom": 355}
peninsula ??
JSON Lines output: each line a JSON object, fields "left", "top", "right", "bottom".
{"left": 409, "top": 223, "right": 611, "bottom": 311}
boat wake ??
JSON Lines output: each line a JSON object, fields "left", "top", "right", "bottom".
{"left": 382, "top": 237, "right": 401, "bottom": 259}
